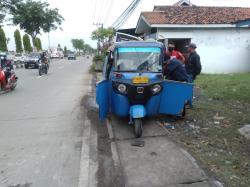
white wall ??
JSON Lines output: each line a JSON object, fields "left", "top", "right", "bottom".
{"left": 157, "top": 28, "right": 250, "bottom": 74}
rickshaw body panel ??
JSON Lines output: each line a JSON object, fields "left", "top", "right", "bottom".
{"left": 159, "top": 81, "right": 193, "bottom": 115}
{"left": 96, "top": 80, "right": 110, "bottom": 120}
{"left": 111, "top": 90, "right": 130, "bottom": 117}
{"left": 145, "top": 94, "right": 161, "bottom": 116}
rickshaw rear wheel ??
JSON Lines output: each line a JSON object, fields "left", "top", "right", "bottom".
{"left": 134, "top": 119, "right": 143, "bottom": 138}
{"left": 182, "top": 105, "right": 186, "bottom": 117}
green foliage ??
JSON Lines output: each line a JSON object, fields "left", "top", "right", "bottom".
{"left": 196, "top": 73, "right": 250, "bottom": 102}
{"left": 71, "top": 39, "right": 84, "bottom": 52}
{"left": 63, "top": 46, "right": 67, "bottom": 54}
{"left": 91, "top": 27, "right": 115, "bottom": 53}
{"left": 14, "top": 29, "right": 23, "bottom": 53}
{"left": 93, "top": 54, "right": 104, "bottom": 62}
{"left": 82, "top": 44, "right": 95, "bottom": 54}
{"left": 23, "top": 33, "right": 32, "bottom": 52}
{"left": 91, "top": 27, "right": 115, "bottom": 42}
{"left": 0, "top": 27, "right": 8, "bottom": 51}
{"left": 42, "top": 7, "right": 64, "bottom": 33}
{"left": 0, "top": 0, "right": 22, "bottom": 23}
{"left": 71, "top": 39, "right": 95, "bottom": 54}
{"left": 34, "top": 37, "right": 42, "bottom": 51}
{"left": 11, "top": 0, "right": 64, "bottom": 40}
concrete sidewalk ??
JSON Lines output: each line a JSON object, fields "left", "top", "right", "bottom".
{"left": 108, "top": 117, "right": 216, "bottom": 187}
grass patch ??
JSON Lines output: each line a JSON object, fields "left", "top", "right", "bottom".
{"left": 196, "top": 73, "right": 250, "bottom": 102}
{"left": 170, "top": 73, "right": 250, "bottom": 187}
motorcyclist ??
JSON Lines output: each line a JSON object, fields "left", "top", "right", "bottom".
{"left": 4, "top": 60, "right": 14, "bottom": 83}
{"left": 41, "top": 52, "right": 48, "bottom": 64}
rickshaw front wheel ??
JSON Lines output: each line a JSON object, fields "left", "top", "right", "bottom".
{"left": 134, "top": 119, "right": 143, "bottom": 138}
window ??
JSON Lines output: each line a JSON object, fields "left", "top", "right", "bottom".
{"left": 115, "top": 47, "right": 162, "bottom": 72}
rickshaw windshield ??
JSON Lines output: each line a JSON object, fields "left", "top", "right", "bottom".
{"left": 115, "top": 47, "right": 162, "bottom": 72}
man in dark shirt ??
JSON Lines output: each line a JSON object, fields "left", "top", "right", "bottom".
{"left": 185, "top": 43, "right": 201, "bottom": 82}
{"left": 165, "top": 58, "right": 188, "bottom": 82}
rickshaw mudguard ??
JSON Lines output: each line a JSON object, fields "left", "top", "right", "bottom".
{"left": 159, "top": 81, "right": 193, "bottom": 115}
{"left": 111, "top": 91, "right": 130, "bottom": 117}
{"left": 96, "top": 80, "right": 111, "bottom": 120}
{"left": 129, "top": 105, "right": 147, "bottom": 119}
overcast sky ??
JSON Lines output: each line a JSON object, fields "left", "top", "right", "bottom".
{"left": 3, "top": 0, "right": 250, "bottom": 51}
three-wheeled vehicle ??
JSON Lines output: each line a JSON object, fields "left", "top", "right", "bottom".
{"left": 96, "top": 41, "right": 193, "bottom": 138}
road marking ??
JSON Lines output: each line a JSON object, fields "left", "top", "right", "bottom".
{"left": 78, "top": 119, "right": 91, "bottom": 187}
{"left": 88, "top": 120, "right": 98, "bottom": 187}
{"left": 78, "top": 119, "right": 98, "bottom": 187}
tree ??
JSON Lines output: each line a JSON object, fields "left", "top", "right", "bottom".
{"left": 91, "top": 27, "right": 115, "bottom": 53}
{"left": 82, "top": 44, "right": 95, "bottom": 54}
{"left": 64, "top": 46, "right": 67, "bottom": 55}
{"left": 0, "top": 27, "right": 8, "bottom": 51}
{"left": 14, "top": 29, "right": 23, "bottom": 53}
{"left": 71, "top": 39, "right": 84, "bottom": 53}
{"left": 42, "top": 8, "right": 64, "bottom": 33}
{"left": 34, "top": 37, "right": 42, "bottom": 51}
{"left": 11, "top": 0, "right": 64, "bottom": 44}
{"left": 0, "top": 0, "right": 22, "bottom": 24}
{"left": 23, "top": 34, "right": 32, "bottom": 52}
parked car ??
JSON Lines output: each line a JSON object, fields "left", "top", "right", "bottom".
{"left": 67, "top": 52, "right": 76, "bottom": 60}
{"left": 24, "top": 52, "right": 41, "bottom": 69}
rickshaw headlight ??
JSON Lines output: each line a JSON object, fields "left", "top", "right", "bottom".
{"left": 151, "top": 84, "right": 161, "bottom": 94}
{"left": 118, "top": 84, "right": 127, "bottom": 94}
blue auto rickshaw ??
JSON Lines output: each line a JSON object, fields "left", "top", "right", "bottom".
{"left": 96, "top": 41, "right": 193, "bottom": 137}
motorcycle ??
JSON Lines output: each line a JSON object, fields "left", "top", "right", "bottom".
{"left": 0, "top": 66, "right": 18, "bottom": 93}
{"left": 38, "top": 61, "right": 49, "bottom": 76}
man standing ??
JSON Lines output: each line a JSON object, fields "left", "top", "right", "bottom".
{"left": 186, "top": 43, "right": 202, "bottom": 82}
{"left": 166, "top": 41, "right": 185, "bottom": 63}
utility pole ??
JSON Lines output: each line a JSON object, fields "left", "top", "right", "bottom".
{"left": 93, "top": 23, "right": 103, "bottom": 54}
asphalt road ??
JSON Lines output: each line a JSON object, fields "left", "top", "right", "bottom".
{"left": 0, "top": 57, "right": 93, "bottom": 187}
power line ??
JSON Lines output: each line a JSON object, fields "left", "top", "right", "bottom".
{"left": 111, "top": 0, "right": 137, "bottom": 27}
{"left": 103, "top": 0, "right": 114, "bottom": 25}
{"left": 114, "top": 2, "right": 138, "bottom": 29}
{"left": 97, "top": 0, "right": 105, "bottom": 24}
{"left": 112, "top": 0, "right": 141, "bottom": 29}
{"left": 112, "top": 0, "right": 140, "bottom": 29}
{"left": 93, "top": 0, "right": 98, "bottom": 23}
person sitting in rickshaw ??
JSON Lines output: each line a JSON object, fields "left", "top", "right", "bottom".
{"left": 164, "top": 57, "right": 188, "bottom": 82}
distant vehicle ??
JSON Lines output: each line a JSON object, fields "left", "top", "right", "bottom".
{"left": 24, "top": 52, "right": 41, "bottom": 69}
{"left": 13, "top": 53, "right": 25, "bottom": 64}
{"left": 50, "top": 47, "right": 64, "bottom": 59}
{"left": 67, "top": 52, "right": 76, "bottom": 60}
{"left": 38, "top": 62, "right": 49, "bottom": 76}
{"left": 6, "top": 53, "right": 15, "bottom": 63}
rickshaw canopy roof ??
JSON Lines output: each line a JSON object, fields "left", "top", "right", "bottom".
{"left": 114, "top": 41, "right": 165, "bottom": 50}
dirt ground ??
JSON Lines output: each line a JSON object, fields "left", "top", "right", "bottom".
{"left": 157, "top": 85, "right": 250, "bottom": 187}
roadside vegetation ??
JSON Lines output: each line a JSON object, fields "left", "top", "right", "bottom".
{"left": 166, "top": 73, "right": 250, "bottom": 187}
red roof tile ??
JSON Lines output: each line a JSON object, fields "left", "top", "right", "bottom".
{"left": 142, "top": 6, "right": 250, "bottom": 25}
